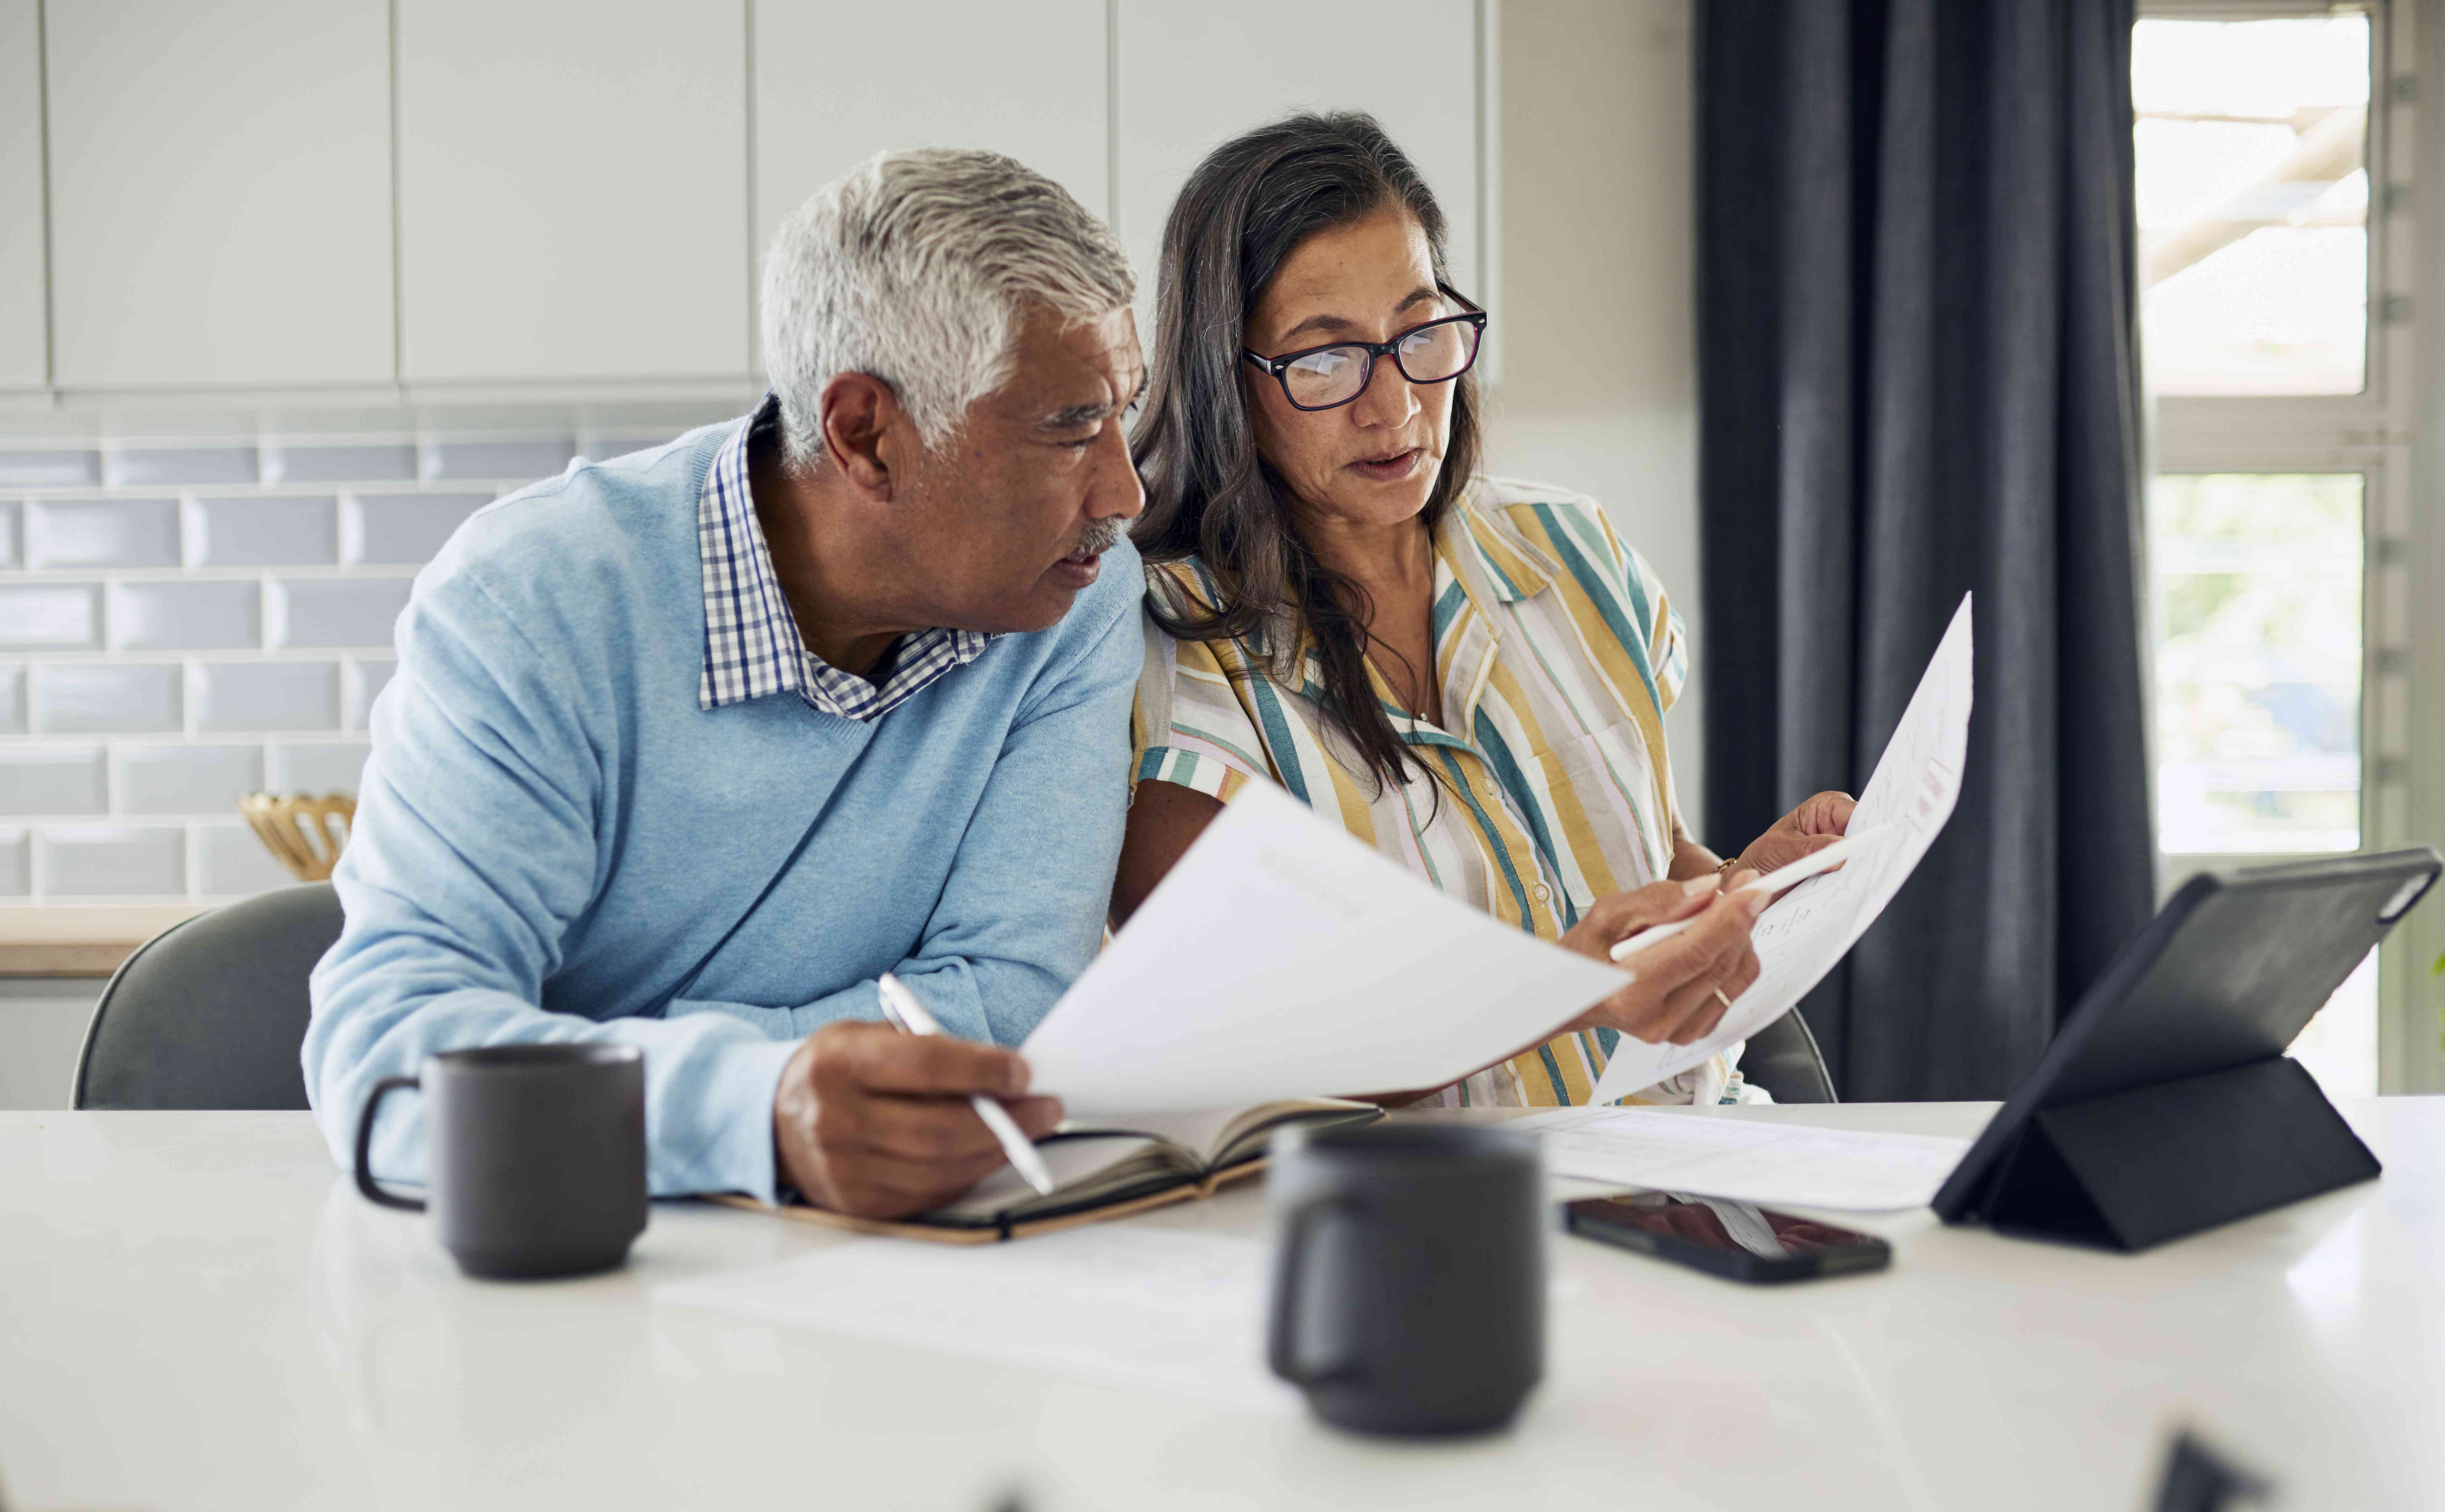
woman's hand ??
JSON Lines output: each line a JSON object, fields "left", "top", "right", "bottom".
{"left": 1734, "top": 790, "right": 1857, "bottom": 877}
{"left": 1557, "top": 876, "right": 1771, "bottom": 1045}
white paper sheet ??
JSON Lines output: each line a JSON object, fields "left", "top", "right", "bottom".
{"left": 1589, "top": 595, "right": 1976, "bottom": 1105}
{"left": 1513, "top": 1108, "right": 1972, "bottom": 1211}
{"left": 654, "top": 1226, "right": 1299, "bottom": 1415}
{"left": 1021, "top": 781, "right": 1632, "bottom": 1117}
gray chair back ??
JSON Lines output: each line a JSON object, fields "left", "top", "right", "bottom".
{"left": 72, "top": 882, "right": 343, "bottom": 1110}
{"left": 1739, "top": 1010, "right": 1838, "bottom": 1104}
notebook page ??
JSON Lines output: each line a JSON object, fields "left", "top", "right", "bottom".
{"left": 931, "top": 1134, "right": 1175, "bottom": 1221}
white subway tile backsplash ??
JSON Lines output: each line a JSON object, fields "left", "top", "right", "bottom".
{"left": 0, "top": 403, "right": 691, "bottom": 902}
{"left": 28, "top": 498, "right": 181, "bottom": 569}
{"left": 32, "top": 664, "right": 182, "bottom": 734}
{"left": 0, "top": 585, "right": 101, "bottom": 648}
{"left": 188, "top": 495, "right": 339, "bottom": 567}
{"left": 107, "top": 581, "right": 260, "bottom": 650}
{"left": 195, "top": 661, "right": 341, "bottom": 732}
{"left": 0, "top": 451, "right": 102, "bottom": 488}
{"left": 270, "top": 577, "right": 411, "bottom": 649}
{"left": 41, "top": 826, "right": 185, "bottom": 896}
{"left": 423, "top": 438, "right": 574, "bottom": 481}
{"left": 120, "top": 745, "right": 263, "bottom": 816}
{"left": 345, "top": 492, "right": 489, "bottom": 564}
{"left": 105, "top": 446, "right": 261, "bottom": 488}
{"left": 346, "top": 659, "right": 396, "bottom": 728}
{"left": 266, "top": 443, "right": 417, "bottom": 484}
{"left": 269, "top": 742, "right": 368, "bottom": 795}
{"left": 0, "top": 750, "right": 106, "bottom": 815}
{"left": 198, "top": 823, "right": 297, "bottom": 896}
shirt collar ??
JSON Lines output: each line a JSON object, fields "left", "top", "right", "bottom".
{"left": 696, "top": 395, "right": 993, "bottom": 720}
{"left": 1447, "top": 494, "right": 1561, "bottom": 604}
{"left": 1271, "top": 492, "right": 1560, "bottom": 711}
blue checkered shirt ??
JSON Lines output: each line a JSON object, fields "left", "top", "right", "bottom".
{"left": 697, "top": 396, "right": 993, "bottom": 719}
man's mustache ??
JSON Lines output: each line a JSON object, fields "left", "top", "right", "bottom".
{"left": 1071, "top": 517, "right": 1126, "bottom": 557}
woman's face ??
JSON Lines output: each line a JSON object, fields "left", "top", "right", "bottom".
{"left": 1243, "top": 205, "right": 1456, "bottom": 532}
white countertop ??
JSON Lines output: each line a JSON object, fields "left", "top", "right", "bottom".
{"left": 5, "top": 1099, "right": 2440, "bottom": 1510}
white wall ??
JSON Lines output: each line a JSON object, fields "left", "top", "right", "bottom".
{"left": 0, "top": 0, "right": 46, "bottom": 388}
{"left": 1486, "top": 0, "right": 1703, "bottom": 830}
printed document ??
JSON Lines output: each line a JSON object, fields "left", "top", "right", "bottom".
{"left": 1512, "top": 1107, "right": 1972, "bottom": 1211}
{"left": 1021, "top": 780, "right": 1631, "bottom": 1117}
{"left": 1589, "top": 595, "right": 1976, "bottom": 1105}
{"left": 655, "top": 1226, "right": 1298, "bottom": 1415}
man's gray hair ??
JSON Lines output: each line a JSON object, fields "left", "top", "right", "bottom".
{"left": 762, "top": 148, "right": 1137, "bottom": 469}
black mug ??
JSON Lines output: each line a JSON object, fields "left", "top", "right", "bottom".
{"left": 1266, "top": 1121, "right": 1545, "bottom": 1435}
{"left": 353, "top": 1043, "right": 647, "bottom": 1280}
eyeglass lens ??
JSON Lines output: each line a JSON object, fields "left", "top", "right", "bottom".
{"left": 1280, "top": 318, "right": 1480, "bottom": 408}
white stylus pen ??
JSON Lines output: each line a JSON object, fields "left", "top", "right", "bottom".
{"left": 1608, "top": 824, "right": 1893, "bottom": 965}
{"left": 875, "top": 971, "right": 1058, "bottom": 1197}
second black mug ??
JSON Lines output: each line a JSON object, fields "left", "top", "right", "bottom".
{"left": 1266, "top": 1120, "right": 1545, "bottom": 1435}
{"left": 354, "top": 1042, "right": 647, "bottom": 1280}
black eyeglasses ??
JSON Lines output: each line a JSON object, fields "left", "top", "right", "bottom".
{"left": 1241, "top": 285, "right": 1488, "bottom": 411}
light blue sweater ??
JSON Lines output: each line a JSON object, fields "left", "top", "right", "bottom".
{"left": 305, "top": 421, "right": 1143, "bottom": 1201}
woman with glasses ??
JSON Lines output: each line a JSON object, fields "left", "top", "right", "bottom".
{"left": 1114, "top": 113, "right": 1854, "bottom": 1107}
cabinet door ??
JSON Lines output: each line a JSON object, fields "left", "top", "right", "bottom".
{"left": 753, "top": 0, "right": 1107, "bottom": 293}
{"left": 46, "top": 0, "right": 394, "bottom": 387}
{"left": 1115, "top": 0, "right": 1481, "bottom": 300}
{"left": 398, "top": 0, "right": 749, "bottom": 382}
{"left": 0, "top": 0, "right": 43, "bottom": 388}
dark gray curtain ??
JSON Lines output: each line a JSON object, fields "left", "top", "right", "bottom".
{"left": 1696, "top": 0, "right": 2157, "bottom": 1100}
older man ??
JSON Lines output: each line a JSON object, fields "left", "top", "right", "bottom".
{"left": 307, "top": 150, "right": 1145, "bottom": 1220}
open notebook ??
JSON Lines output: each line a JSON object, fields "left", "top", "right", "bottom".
{"left": 712, "top": 1099, "right": 1382, "bottom": 1244}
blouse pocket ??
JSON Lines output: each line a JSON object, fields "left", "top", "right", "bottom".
{"left": 1534, "top": 722, "right": 1675, "bottom": 908}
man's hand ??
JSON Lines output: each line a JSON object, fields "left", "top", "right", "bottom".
{"left": 772, "top": 1022, "right": 1063, "bottom": 1220}
{"left": 1735, "top": 790, "right": 1857, "bottom": 878}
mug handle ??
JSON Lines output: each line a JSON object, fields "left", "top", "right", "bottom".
{"left": 353, "top": 1075, "right": 427, "bottom": 1212}
{"left": 1268, "top": 1197, "right": 1363, "bottom": 1387}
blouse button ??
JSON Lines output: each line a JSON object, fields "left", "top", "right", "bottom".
{"left": 1532, "top": 882, "right": 1553, "bottom": 903}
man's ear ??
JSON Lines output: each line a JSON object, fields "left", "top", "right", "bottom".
{"left": 816, "top": 372, "right": 914, "bottom": 498}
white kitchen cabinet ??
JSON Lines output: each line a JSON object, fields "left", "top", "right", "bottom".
{"left": 1114, "top": 0, "right": 1481, "bottom": 303}
{"left": 751, "top": 0, "right": 1108, "bottom": 275}
{"left": 45, "top": 0, "right": 395, "bottom": 387}
{"left": 0, "top": 0, "right": 44, "bottom": 388}
{"left": 396, "top": 0, "right": 750, "bottom": 382}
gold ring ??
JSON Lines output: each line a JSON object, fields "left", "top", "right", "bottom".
{"left": 1713, "top": 988, "right": 1734, "bottom": 1011}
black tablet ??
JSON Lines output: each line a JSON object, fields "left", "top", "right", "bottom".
{"left": 1933, "top": 847, "right": 2440, "bottom": 1229}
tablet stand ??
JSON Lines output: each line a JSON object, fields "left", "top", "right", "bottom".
{"left": 1981, "top": 1055, "right": 2379, "bottom": 1252}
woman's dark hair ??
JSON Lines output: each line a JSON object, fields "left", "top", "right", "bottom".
{"left": 1131, "top": 111, "right": 1482, "bottom": 796}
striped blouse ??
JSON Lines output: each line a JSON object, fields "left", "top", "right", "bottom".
{"left": 1130, "top": 477, "right": 1739, "bottom": 1108}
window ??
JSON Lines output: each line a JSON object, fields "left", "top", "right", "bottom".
{"left": 2149, "top": 471, "right": 2362, "bottom": 857}
{"left": 2134, "top": 2, "right": 2414, "bottom": 1097}
{"left": 2135, "top": 14, "right": 2371, "bottom": 396}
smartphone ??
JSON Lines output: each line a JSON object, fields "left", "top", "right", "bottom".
{"left": 1564, "top": 1192, "right": 1891, "bottom": 1283}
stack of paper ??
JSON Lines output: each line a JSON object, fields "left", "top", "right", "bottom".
{"left": 1020, "top": 783, "right": 1631, "bottom": 1117}
{"left": 655, "top": 1226, "right": 1298, "bottom": 1415}
{"left": 1513, "top": 1107, "right": 1972, "bottom": 1211}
